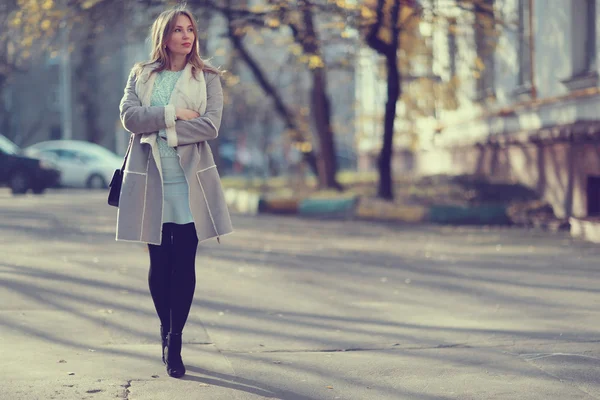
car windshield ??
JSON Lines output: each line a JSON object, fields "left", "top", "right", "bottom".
{"left": 0, "top": 135, "right": 20, "bottom": 155}
{"left": 78, "top": 153, "right": 100, "bottom": 163}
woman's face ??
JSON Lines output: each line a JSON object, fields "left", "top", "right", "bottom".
{"left": 166, "top": 15, "right": 195, "bottom": 57}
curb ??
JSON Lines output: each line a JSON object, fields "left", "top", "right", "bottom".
{"left": 298, "top": 197, "right": 357, "bottom": 218}
{"left": 224, "top": 188, "right": 510, "bottom": 225}
{"left": 427, "top": 204, "right": 510, "bottom": 225}
{"left": 355, "top": 197, "right": 427, "bottom": 223}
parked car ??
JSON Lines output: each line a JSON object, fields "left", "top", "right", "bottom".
{"left": 0, "top": 134, "right": 61, "bottom": 195}
{"left": 24, "top": 140, "right": 123, "bottom": 189}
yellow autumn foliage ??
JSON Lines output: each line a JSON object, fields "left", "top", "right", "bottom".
{"left": 265, "top": 17, "right": 281, "bottom": 28}
{"left": 41, "top": 0, "right": 54, "bottom": 10}
{"left": 307, "top": 54, "right": 325, "bottom": 69}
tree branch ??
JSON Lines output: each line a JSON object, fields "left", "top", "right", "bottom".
{"left": 365, "top": 0, "right": 391, "bottom": 55}
{"left": 223, "top": 1, "right": 303, "bottom": 140}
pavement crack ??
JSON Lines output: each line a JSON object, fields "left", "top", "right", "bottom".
{"left": 431, "top": 343, "right": 471, "bottom": 349}
{"left": 227, "top": 343, "right": 471, "bottom": 354}
{"left": 228, "top": 347, "right": 392, "bottom": 354}
{"left": 519, "top": 352, "right": 600, "bottom": 362}
{"left": 121, "top": 380, "right": 132, "bottom": 400}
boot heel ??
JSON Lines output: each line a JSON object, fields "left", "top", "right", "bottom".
{"left": 166, "top": 332, "right": 185, "bottom": 378}
{"left": 160, "top": 326, "right": 168, "bottom": 365}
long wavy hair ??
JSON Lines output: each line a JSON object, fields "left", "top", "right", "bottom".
{"left": 133, "top": 6, "right": 221, "bottom": 80}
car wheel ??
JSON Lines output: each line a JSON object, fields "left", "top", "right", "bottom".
{"left": 86, "top": 174, "right": 107, "bottom": 189}
{"left": 10, "top": 171, "right": 30, "bottom": 195}
{"left": 32, "top": 185, "right": 46, "bottom": 195}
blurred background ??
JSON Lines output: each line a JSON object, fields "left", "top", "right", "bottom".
{"left": 0, "top": 0, "right": 598, "bottom": 233}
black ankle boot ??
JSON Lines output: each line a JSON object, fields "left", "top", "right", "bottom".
{"left": 160, "top": 326, "right": 168, "bottom": 365}
{"left": 166, "top": 332, "right": 185, "bottom": 378}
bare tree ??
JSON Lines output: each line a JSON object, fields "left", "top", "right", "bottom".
{"left": 364, "top": 0, "right": 419, "bottom": 200}
{"left": 285, "top": 0, "right": 343, "bottom": 190}
{"left": 183, "top": 0, "right": 346, "bottom": 189}
{"left": 220, "top": 2, "right": 321, "bottom": 176}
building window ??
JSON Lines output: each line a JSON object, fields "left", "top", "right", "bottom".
{"left": 517, "top": 0, "right": 532, "bottom": 88}
{"left": 447, "top": 19, "right": 457, "bottom": 79}
{"left": 575, "top": 0, "right": 596, "bottom": 75}
{"left": 585, "top": 0, "right": 597, "bottom": 72}
{"left": 562, "top": 0, "right": 598, "bottom": 90}
{"left": 474, "top": 0, "right": 496, "bottom": 99}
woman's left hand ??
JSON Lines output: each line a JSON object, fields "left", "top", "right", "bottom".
{"left": 176, "top": 108, "right": 200, "bottom": 121}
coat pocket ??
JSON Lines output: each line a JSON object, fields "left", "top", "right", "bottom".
{"left": 196, "top": 165, "right": 230, "bottom": 229}
{"left": 117, "top": 171, "right": 147, "bottom": 240}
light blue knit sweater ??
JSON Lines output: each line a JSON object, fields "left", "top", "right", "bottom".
{"left": 150, "top": 70, "right": 193, "bottom": 225}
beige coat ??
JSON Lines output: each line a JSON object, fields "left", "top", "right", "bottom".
{"left": 116, "top": 62, "right": 233, "bottom": 245}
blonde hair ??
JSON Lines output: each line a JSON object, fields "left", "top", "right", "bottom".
{"left": 133, "top": 6, "right": 222, "bottom": 80}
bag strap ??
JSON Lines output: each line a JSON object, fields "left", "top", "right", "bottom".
{"left": 120, "top": 134, "right": 134, "bottom": 172}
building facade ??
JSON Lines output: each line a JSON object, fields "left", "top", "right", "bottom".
{"left": 357, "top": 0, "right": 600, "bottom": 223}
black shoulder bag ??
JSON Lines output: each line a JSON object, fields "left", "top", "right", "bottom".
{"left": 108, "top": 135, "right": 133, "bottom": 207}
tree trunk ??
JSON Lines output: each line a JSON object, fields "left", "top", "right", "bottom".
{"left": 366, "top": 0, "right": 402, "bottom": 200}
{"left": 299, "top": 0, "right": 342, "bottom": 190}
{"left": 311, "top": 66, "right": 342, "bottom": 190}
{"left": 378, "top": 51, "right": 400, "bottom": 200}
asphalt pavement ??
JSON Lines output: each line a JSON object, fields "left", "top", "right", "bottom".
{"left": 1, "top": 189, "right": 600, "bottom": 399}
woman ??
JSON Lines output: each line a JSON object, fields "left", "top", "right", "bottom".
{"left": 117, "top": 6, "right": 233, "bottom": 378}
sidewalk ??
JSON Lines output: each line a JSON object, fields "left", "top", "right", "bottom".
{"left": 1, "top": 190, "right": 600, "bottom": 399}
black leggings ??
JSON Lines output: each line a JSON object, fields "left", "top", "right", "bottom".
{"left": 147, "top": 222, "right": 198, "bottom": 334}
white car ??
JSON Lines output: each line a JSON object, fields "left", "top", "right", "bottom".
{"left": 24, "top": 140, "right": 123, "bottom": 189}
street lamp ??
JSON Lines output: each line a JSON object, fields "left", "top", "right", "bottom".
{"left": 59, "top": 20, "right": 72, "bottom": 140}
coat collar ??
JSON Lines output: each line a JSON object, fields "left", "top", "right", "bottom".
{"left": 138, "top": 62, "right": 206, "bottom": 147}
{"left": 137, "top": 62, "right": 198, "bottom": 106}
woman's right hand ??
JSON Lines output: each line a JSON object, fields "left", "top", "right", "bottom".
{"left": 176, "top": 108, "right": 200, "bottom": 121}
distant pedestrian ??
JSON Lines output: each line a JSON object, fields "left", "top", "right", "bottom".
{"left": 116, "top": 6, "right": 233, "bottom": 378}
